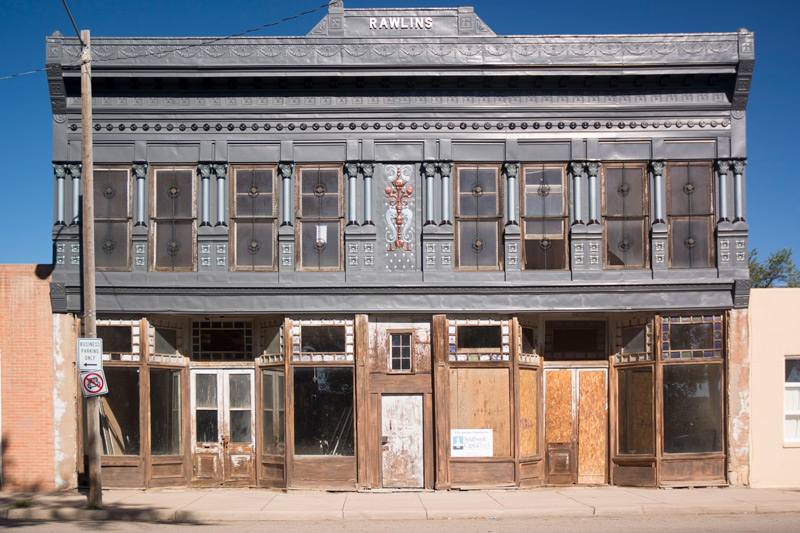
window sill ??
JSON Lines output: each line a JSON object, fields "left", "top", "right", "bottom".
{"left": 782, "top": 442, "right": 800, "bottom": 448}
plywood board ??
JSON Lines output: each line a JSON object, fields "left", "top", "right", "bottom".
{"left": 578, "top": 370, "right": 607, "bottom": 484}
{"left": 520, "top": 369, "right": 539, "bottom": 457}
{"left": 449, "top": 368, "right": 511, "bottom": 457}
{"left": 545, "top": 370, "right": 573, "bottom": 444}
{"left": 632, "top": 369, "right": 654, "bottom": 454}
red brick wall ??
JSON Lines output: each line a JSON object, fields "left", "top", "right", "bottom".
{"left": 0, "top": 264, "right": 55, "bottom": 491}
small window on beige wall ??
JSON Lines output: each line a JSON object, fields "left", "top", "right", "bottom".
{"left": 786, "top": 357, "right": 800, "bottom": 443}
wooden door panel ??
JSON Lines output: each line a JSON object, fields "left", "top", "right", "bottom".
{"left": 578, "top": 369, "right": 607, "bottom": 484}
{"left": 381, "top": 394, "right": 424, "bottom": 488}
{"left": 545, "top": 369, "right": 576, "bottom": 484}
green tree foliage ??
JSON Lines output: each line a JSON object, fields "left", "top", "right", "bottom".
{"left": 749, "top": 248, "right": 800, "bottom": 288}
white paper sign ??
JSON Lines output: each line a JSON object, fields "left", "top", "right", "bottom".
{"left": 450, "top": 429, "right": 493, "bottom": 457}
{"left": 77, "top": 338, "right": 103, "bottom": 371}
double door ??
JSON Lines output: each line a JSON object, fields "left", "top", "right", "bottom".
{"left": 544, "top": 366, "right": 608, "bottom": 485}
{"left": 191, "top": 369, "right": 255, "bottom": 485}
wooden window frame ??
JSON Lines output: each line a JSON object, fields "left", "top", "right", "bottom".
{"left": 665, "top": 161, "right": 715, "bottom": 269}
{"left": 94, "top": 166, "right": 133, "bottom": 271}
{"left": 601, "top": 162, "right": 650, "bottom": 269}
{"left": 448, "top": 318, "right": 512, "bottom": 364}
{"left": 454, "top": 164, "right": 503, "bottom": 271}
{"left": 149, "top": 166, "right": 198, "bottom": 272}
{"left": 295, "top": 165, "right": 344, "bottom": 272}
{"left": 230, "top": 164, "right": 278, "bottom": 272}
{"left": 520, "top": 163, "right": 569, "bottom": 271}
{"left": 387, "top": 330, "right": 415, "bottom": 373}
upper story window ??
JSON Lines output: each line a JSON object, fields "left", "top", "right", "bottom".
{"left": 94, "top": 167, "right": 132, "bottom": 271}
{"left": 455, "top": 165, "right": 501, "bottom": 270}
{"left": 296, "top": 166, "right": 343, "bottom": 271}
{"left": 521, "top": 164, "right": 568, "bottom": 270}
{"left": 666, "top": 162, "right": 714, "bottom": 268}
{"left": 151, "top": 167, "right": 196, "bottom": 271}
{"left": 231, "top": 165, "right": 277, "bottom": 271}
{"left": 603, "top": 163, "right": 649, "bottom": 269}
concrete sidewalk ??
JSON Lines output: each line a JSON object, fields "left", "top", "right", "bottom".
{"left": 1, "top": 486, "right": 800, "bottom": 522}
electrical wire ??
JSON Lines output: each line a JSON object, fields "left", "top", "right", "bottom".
{"left": 0, "top": 1, "right": 338, "bottom": 81}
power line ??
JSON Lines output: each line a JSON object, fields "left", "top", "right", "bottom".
{"left": 0, "top": 1, "right": 338, "bottom": 81}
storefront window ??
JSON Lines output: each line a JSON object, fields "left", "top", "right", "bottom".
{"left": 663, "top": 364, "right": 723, "bottom": 453}
{"left": 293, "top": 367, "right": 354, "bottom": 456}
{"left": 262, "top": 369, "right": 285, "bottom": 455}
{"left": 150, "top": 369, "right": 181, "bottom": 455}
{"left": 100, "top": 367, "right": 140, "bottom": 455}
{"left": 617, "top": 367, "right": 653, "bottom": 454}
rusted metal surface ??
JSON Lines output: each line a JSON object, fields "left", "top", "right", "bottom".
{"left": 381, "top": 394, "right": 424, "bottom": 488}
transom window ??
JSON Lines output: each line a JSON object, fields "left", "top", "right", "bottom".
{"left": 521, "top": 164, "right": 568, "bottom": 270}
{"left": 455, "top": 165, "right": 501, "bottom": 270}
{"left": 151, "top": 167, "right": 196, "bottom": 271}
{"left": 231, "top": 165, "right": 277, "bottom": 271}
{"left": 296, "top": 166, "right": 343, "bottom": 271}
{"left": 666, "top": 162, "right": 714, "bottom": 268}
{"left": 390, "top": 333, "right": 413, "bottom": 371}
{"left": 94, "top": 167, "right": 132, "bottom": 270}
{"left": 661, "top": 315, "right": 723, "bottom": 360}
{"left": 603, "top": 163, "right": 648, "bottom": 268}
{"left": 192, "top": 321, "right": 253, "bottom": 360}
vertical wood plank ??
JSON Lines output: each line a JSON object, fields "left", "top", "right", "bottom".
{"left": 141, "top": 318, "right": 151, "bottom": 487}
{"left": 283, "top": 317, "right": 293, "bottom": 488}
{"left": 355, "top": 314, "right": 369, "bottom": 488}
{"left": 577, "top": 369, "right": 608, "bottom": 484}
{"left": 511, "top": 317, "right": 521, "bottom": 485}
{"left": 609, "top": 356, "right": 618, "bottom": 485}
{"left": 432, "top": 314, "right": 450, "bottom": 489}
{"left": 520, "top": 370, "right": 539, "bottom": 456}
{"left": 654, "top": 315, "right": 662, "bottom": 486}
{"left": 423, "top": 392, "right": 434, "bottom": 489}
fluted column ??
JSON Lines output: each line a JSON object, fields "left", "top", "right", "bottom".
{"left": 570, "top": 162, "right": 585, "bottom": 225}
{"left": 650, "top": 160, "right": 666, "bottom": 224}
{"left": 586, "top": 162, "right": 600, "bottom": 225}
{"left": 279, "top": 163, "right": 293, "bottom": 226}
{"left": 360, "top": 163, "right": 374, "bottom": 225}
{"left": 423, "top": 162, "right": 437, "bottom": 226}
{"left": 438, "top": 161, "right": 452, "bottom": 226}
{"left": 733, "top": 159, "right": 746, "bottom": 222}
{"left": 504, "top": 162, "right": 519, "bottom": 226}
{"left": 198, "top": 164, "right": 212, "bottom": 227}
{"left": 214, "top": 164, "right": 228, "bottom": 226}
{"left": 133, "top": 164, "right": 148, "bottom": 227}
{"left": 716, "top": 160, "right": 731, "bottom": 222}
{"left": 54, "top": 164, "right": 66, "bottom": 226}
{"left": 69, "top": 163, "right": 81, "bottom": 225}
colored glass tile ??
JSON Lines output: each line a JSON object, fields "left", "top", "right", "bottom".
{"left": 715, "top": 341, "right": 722, "bottom": 349}
{"left": 662, "top": 343, "right": 670, "bottom": 351}
{"left": 703, "top": 350, "right": 713, "bottom": 357}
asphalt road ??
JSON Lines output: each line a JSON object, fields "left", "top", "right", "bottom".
{"left": 2, "top": 512, "right": 800, "bottom": 532}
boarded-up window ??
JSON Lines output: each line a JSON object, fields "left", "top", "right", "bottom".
{"left": 521, "top": 165, "right": 568, "bottom": 270}
{"left": 150, "top": 369, "right": 181, "bottom": 455}
{"left": 520, "top": 369, "right": 539, "bottom": 456}
{"left": 449, "top": 368, "right": 511, "bottom": 457}
{"left": 667, "top": 162, "right": 714, "bottom": 268}
{"left": 94, "top": 168, "right": 131, "bottom": 270}
{"left": 663, "top": 364, "right": 723, "bottom": 454}
{"left": 231, "top": 166, "right": 277, "bottom": 271}
{"left": 293, "top": 367, "right": 354, "bottom": 456}
{"left": 100, "top": 367, "right": 140, "bottom": 456}
{"left": 603, "top": 164, "right": 648, "bottom": 268}
{"left": 297, "top": 166, "right": 343, "bottom": 271}
{"left": 617, "top": 367, "right": 653, "bottom": 455}
{"left": 455, "top": 166, "right": 501, "bottom": 270}
{"left": 262, "top": 369, "right": 285, "bottom": 455}
{"left": 151, "top": 168, "right": 196, "bottom": 271}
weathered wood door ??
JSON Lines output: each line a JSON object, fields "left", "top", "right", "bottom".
{"left": 544, "top": 367, "right": 608, "bottom": 485}
{"left": 191, "top": 369, "right": 256, "bottom": 486}
{"left": 381, "top": 394, "right": 424, "bottom": 488}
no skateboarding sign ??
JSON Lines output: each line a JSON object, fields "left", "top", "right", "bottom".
{"left": 80, "top": 370, "right": 109, "bottom": 397}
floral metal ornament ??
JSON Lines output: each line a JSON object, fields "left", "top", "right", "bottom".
{"left": 384, "top": 164, "right": 414, "bottom": 251}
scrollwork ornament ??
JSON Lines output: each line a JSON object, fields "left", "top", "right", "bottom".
{"left": 437, "top": 162, "right": 452, "bottom": 177}
{"left": 503, "top": 162, "right": 519, "bottom": 179}
{"left": 716, "top": 160, "right": 731, "bottom": 175}
{"left": 67, "top": 164, "right": 81, "bottom": 179}
{"left": 586, "top": 162, "right": 600, "bottom": 177}
{"left": 212, "top": 164, "right": 228, "bottom": 179}
{"left": 132, "top": 163, "right": 148, "bottom": 179}
{"left": 197, "top": 164, "right": 211, "bottom": 179}
{"left": 733, "top": 159, "right": 747, "bottom": 174}
{"left": 423, "top": 162, "right": 437, "bottom": 178}
{"left": 344, "top": 162, "right": 359, "bottom": 178}
{"left": 278, "top": 163, "right": 294, "bottom": 179}
{"left": 359, "top": 163, "right": 374, "bottom": 178}
{"left": 650, "top": 160, "right": 666, "bottom": 176}
{"left": 570, "top": 161, "right": 586, "bottom": 176}
{"left": 53, "top": 164, "right": 66, "bottom": 178}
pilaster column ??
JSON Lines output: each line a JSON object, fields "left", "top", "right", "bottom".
{"left": 716, "top": 160, "right": 731, "bottom": 222}
{"left": 360, "top": 163, "right": 374, "bottom": 225}
{"left": 569, "top": 162, "right": 585, "bottom": 225}
{"left": 586, "top": 162, "right": 600, "bottom": 225}
{"left": 650, "top": 160, "right": 666, "bottom": 223}
{"left": 345, "top": 162, "right": 359, "bottom": 226}
{"left": 438, "top": 161, "right": 452, "bottom": 226}
{"left": 279, "top": 163, "right": 293, "bottom": 227}
{"left": 133, "top": 163, "right": 148, "bottom": 227}
{"left": 213, "top": 164, "right": 228, "bottom": 227}
{"left": 54, "top": 164, "right": 66, "bottom": 226}
{"left": 504, "top": 162, "right": 519, "bottom": 226}
{"left": 423, "top": 162, "right": 437, "bottom": 226}
{"left": 69, "top": 163, "right": 81, "bottom": 225}
{"left": 733, "top": 159, "right": 746, "bottom": 222}
{"left": 197, "top": 164, "right": 212, "bottom": 227}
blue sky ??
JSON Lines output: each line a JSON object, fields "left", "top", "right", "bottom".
{"left": 0, "top": 0, "right": 797, "bottom": 264}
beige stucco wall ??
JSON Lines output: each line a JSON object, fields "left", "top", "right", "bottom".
{"left": 749, "top": 288, "right": 800, "bottom": 488}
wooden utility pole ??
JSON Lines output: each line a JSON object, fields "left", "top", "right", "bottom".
{"left": 80, "top": 29, "right": 103, "bottom": 508}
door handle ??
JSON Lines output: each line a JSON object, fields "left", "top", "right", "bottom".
{"left": 381, "top": 436, "right": 389, "bottom": 446}
{"left": 222, "top": 435, "right": 230, "bottom": 448}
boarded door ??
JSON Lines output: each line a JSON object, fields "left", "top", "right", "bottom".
{"left": 191, "top": 369, "right": 256, "bottom": 486}
{"left": 381, "top": 394, "right": 424, "bottom": 488}
{"left": 544, "top": 367, "right": 608, "bottom": 485}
